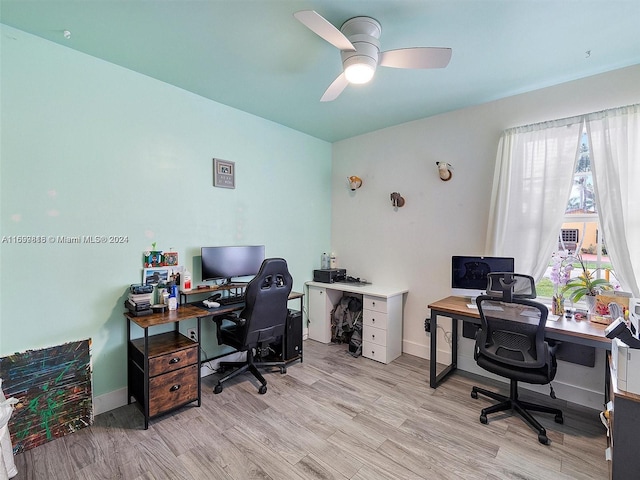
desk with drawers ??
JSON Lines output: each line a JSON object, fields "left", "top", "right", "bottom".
{"left": 306, "top": 281, "right": 408, "bottom": 364}
{"left": 126, "top": 291, "right": 303, "bottom": 429}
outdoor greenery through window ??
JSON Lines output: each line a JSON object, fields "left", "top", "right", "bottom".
{"left": 536, "top": 127, "right": 620, "bottom": 300}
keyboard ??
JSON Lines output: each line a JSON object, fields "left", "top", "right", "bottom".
{"left": 217, "top": 295, "right": 245, "bottom": 306}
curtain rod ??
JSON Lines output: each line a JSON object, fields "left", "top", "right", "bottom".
{"left": 505, "top": 102, "right": 640, "bottom": 134}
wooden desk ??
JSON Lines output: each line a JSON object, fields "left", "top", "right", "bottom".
{"left": 427, "top": 295, "right": 611, "bottom": 389}
{"left": 126, "top": 292, "right": 304, "bottom": 428}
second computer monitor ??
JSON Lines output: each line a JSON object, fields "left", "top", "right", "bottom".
{"left": 451, "top": 255, "right": 515, "bottom": 299}
{"left": 201, "top": 245, "right": 265, "bottom": 283}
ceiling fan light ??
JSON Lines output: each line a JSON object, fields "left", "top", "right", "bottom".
{"left": 344, "top": 62, "right": 375, "bottom": 84}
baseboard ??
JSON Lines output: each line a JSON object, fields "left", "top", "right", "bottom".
{"left": 402, "top": 339, "right": 428, "bottom": 359}
{"left": 404, "top": 336, "right": 603, "bottom": 410}
{"left": 93, "top": 387, "right": 128, "bottom": 415}
{"left": 402, "top": 338, "right": 450, "bottom": 363}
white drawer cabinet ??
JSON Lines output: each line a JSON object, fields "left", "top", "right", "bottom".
{"left": 306, "top": 282, "right": 407, "bottom": 365}
{"left": 362, "top": 293, "right": 403, "bottom": 364}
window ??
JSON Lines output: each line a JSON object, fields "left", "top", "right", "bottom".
{"left": 537, "top": 128, "right": 619, "bottom": 299}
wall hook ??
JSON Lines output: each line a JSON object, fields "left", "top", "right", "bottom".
{"left": 436, "top": 161, "right": 453, "bottom": 181}
{"left": 390, "top": 192, "right": 405, "bottom": 208}
{"left": 347, "top": 175, "right": 363, "bottom": 191}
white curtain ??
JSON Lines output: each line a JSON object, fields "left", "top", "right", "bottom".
{"left": 486, "top": 117, "right": 583, "bottom": 280}
{"left": 587, "top": 104, "right": 640, "bottom": 296}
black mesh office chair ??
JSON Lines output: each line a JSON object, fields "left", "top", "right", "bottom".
{"left": 212, "top": 258, "right": 293, "bottom": 395}
{"left": 471, "top": 273, "right": 563, "bottom": 444}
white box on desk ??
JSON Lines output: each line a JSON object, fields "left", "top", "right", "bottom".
{"left": 612, "top": 337, "right": 640, "bottom": 394}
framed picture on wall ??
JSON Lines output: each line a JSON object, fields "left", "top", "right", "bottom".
{"left": 213, "top": 158, "right": 235, "bottom": 189}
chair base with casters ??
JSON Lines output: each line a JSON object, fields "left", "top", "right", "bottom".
{"left": 213, "top": 343, "right": 287, "bottom": 395}
{"left": 471, "top": 379, "right": 563, "bottom": 445}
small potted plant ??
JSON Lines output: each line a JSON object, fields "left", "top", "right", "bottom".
{"left": 562, "top": 254, "right": 612, "bottom": 312}
{"left": 549, "top": 250, "right": 574, "bottom": 315}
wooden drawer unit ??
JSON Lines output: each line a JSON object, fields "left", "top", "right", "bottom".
{"left": 148, "top": 363, "right": 198, "bottom": 417}
{"left": 128, "top": 327, "right": 201, "bottom": 429}
{"left": 148, "top": 345, "right": 198, "bottom": 377}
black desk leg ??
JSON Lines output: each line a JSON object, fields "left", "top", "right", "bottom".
{"left": 143, "top": 327, "right": 150, "bottom": 430}
{"left": 429, "top": 311, "right": 458, "bottom": 388}
{"left": 430, "top": 310, "right": 438, "bottom": 388}
{"left": 452, "top": 318, "right": 458, "bottom": 371}
{"left": 197, "top": 317, "right": 202, "bottom": 407}
{"left": 127, "top": 320, "right": 131, "bottom": 405}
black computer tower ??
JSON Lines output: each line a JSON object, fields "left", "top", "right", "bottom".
{"left": 283, "top": 309, "right": 303, "bottom": 360}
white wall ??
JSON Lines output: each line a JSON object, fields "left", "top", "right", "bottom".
{"left": 331, "top": 64, "right": 640, "bottom": 409}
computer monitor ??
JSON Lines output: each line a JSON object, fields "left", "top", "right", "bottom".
{"left": 201, "top": 245, "right": 265, "bottom": 283}
{"left": 451, "top": 255, "right": 515, "bottom": 300}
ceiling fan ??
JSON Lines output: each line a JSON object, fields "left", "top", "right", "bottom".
{"left": 294, "top": 10, "right": 452, "bottom": 102}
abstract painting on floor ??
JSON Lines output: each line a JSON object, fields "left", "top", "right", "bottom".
{"left": 0, "top": 339, "right": 93, "bottom": 453}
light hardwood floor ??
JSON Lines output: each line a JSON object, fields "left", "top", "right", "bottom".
{"left": 12, "top": 340, "right": 609, "bottom": 479}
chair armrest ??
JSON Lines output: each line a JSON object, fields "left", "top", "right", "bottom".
{"left": 546, "top": 340, "right": 560, "bottom": 356}
{"left": 213, "top": 313, "right": 246, "bottom": 327}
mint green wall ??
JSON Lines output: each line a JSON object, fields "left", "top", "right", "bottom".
{"left": 0, "top": 25, "right": 331, "bottom": 397}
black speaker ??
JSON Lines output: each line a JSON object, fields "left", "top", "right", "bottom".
{"left": 284, "top": 309, "right": 303, "bottom": 360}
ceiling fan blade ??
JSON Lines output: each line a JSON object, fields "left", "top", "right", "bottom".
{"left": 321, "top": 73, "right": 349, "bottom": 102}
{"left": 379, "top": 47, "right": 452, "bottom": 69}
{"left": 294, "top": 10, "right": 356, "bottom": 51}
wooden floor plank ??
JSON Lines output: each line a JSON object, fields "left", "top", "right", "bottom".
{"left": 10, "top": 339, "right": 608, "bottom": 480}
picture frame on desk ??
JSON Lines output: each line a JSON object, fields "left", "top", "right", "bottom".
{"left": 162, "top": 251, "right": 179, "bottom": 266}
{"left": 143, "top": 267, "right": 170, "bottom": 286}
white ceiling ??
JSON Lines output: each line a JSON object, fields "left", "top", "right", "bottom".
{"left": 2, "top": 0, "right": 639, "bottom": 142}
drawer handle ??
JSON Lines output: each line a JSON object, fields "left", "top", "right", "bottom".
{"left": 372, "top": 318, "right": 375, "bottom": 323}
{"left": 169, "top": 357, "right": 181, "bottom": 364}
{"left": 372, "top": 334, "right": 375, "bottom": 339}
{"left": 170, "top": 384, "right": 181, "bottom": 392}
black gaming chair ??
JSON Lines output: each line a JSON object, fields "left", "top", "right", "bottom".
{"left": 471, "top": 273, "right": 563, "bottom": 444}
{"left": 212, "top": 258, "right": 293, "bottom": 395}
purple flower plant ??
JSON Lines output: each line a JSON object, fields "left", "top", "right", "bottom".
{"left": 550, "top": 251, "right": 575, "bottom": 296}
